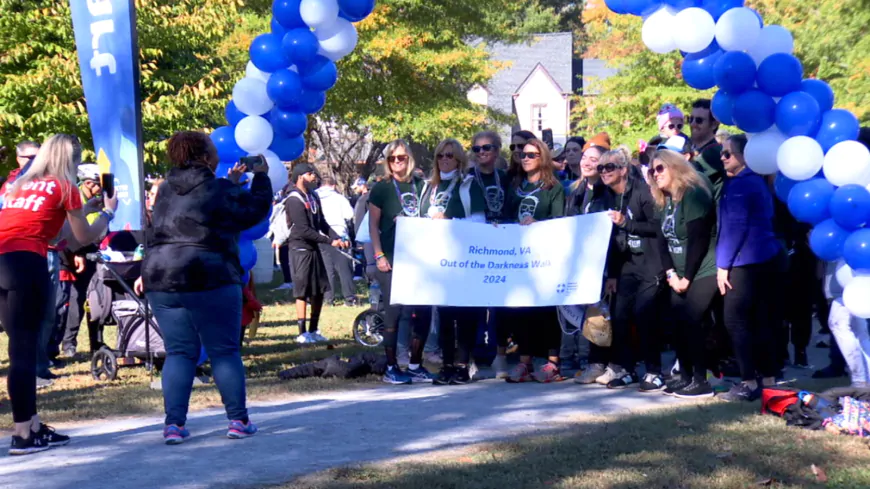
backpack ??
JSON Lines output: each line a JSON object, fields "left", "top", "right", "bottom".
{"left": 268, "top": 192, "right": 307, "bottom": 246}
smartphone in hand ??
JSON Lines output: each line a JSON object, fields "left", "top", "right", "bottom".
{"left": 240, "top": 155, "right": 266, "bottom": 172}
{"left": 101, "top": 173, "right": 115, "bottom": 199}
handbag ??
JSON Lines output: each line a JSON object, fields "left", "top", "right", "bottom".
{"left": 582, "top": 302, "right": 612, "bottom": 347}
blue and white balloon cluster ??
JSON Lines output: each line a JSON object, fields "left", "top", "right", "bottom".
{"left": 209, "top": 0, "right": 376, "bottom": 284}
{"left": 606, "top": 0, "right": 870, "bottom": 317}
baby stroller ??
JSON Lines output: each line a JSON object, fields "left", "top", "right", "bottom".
{"left": 352, "top": 280, "right": 385, "bottom": 347}
{"left": 86, "top": 251, "right": 164, "bottom": 381}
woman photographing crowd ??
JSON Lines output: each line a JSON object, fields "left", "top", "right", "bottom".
{"left": 0, "top": 134, "right": 117, "bottom": 455}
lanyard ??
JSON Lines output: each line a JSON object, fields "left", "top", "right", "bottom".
{"left": 392, "top": 177, "right": 421, "bottom": 217}
{"left": 515, "top": 179, "right": 543, "bottom": 199}
{"left": 428, "top": 175, "right": 460, "bottom": 215}
{"left": 475, "top": 167, "right": 504, "bottom": 213}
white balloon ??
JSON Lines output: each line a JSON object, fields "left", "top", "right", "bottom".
{"left": 748, "top": 25, "right": 794, "bottom": 67}
{"left": 642, "top": 7, "right": 678, "bottom": 54}
{"left": 823, "top": 140, "right": 870, "bottom": 187}
{"left": 835, "top": 259, "right": 858, "bottom": 289}
{"left": 673, "top": 8, "right": 716, "bottom": 54}
{"left": 300, "top": 0, "right": 339, "bottom": 30}
{"left": 232, "top": 78, "right": 274, "bottom": 116}
{"left": 235, "top": 116, "right": 274, "bottom": 154}
{"left": 250, "top": 150, "right": 287, "bottom": 193}
{"left": 317, "top": 18, "right": 358, "bottom": 61}
{"left": 843, "top": 276, "right": 870, "bottom": 319}
{"left": 245, "top": 61, "right": 271, "bottom": 84}
{"left": 715, "top": 7, "right": 762, "bottom": 52}
{"left": 745, "top": 128, "right": 786, "bottom": 175}
{"left": 777, "top": 136, "right": 825, "bottom": 181}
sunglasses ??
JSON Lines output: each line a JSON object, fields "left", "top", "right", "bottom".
{"left": 596, "top": 163, "right": 621, "bottom": 174}
{"left": 436, "top": 152, "right": 455, "bottom": 160}
{"left": 387, "top": 155, "right": 409, "bottom": 164}
{"left": 510, "top": 144, "right": 526, "bottom": 151}
{"left": 687, "top": 116, "right": 706, "bottom": 125}
{"left": 721, "top": 150, "right": 733, "bottom": 160}
{"left": 471, "top": 144, "right": 496, "bottom": 153}
{"left": 520, "top": 152, "right": 541, "bottom": 160}
{"left": 648, "top": 164, "right": 666, "bottom": 177}
{"left": 668, "top": 123, "right": 684, "bottom": 130}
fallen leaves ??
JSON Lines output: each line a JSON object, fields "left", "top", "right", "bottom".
{"left": 811, "top": 464, "right": 828, "bottom": 482}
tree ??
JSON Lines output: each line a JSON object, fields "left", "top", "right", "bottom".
{"left": 573, "top": 0, "right": 869, "bottom": 148}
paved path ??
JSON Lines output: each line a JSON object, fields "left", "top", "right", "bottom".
{"left": 0, "top": 379, "right": 693, "bottom": 489}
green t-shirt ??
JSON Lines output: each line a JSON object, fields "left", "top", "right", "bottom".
{"left": 661, "top": 185, "right": 717, "bottom": 279}
{"left": 508, "top": 180, "right": 565, "bottom": 222}
{"left": 368, "top": 177, "right": 425, "bottom": 264}
{"left": 419, "top": 176, "right": 485, "bottom": 219}
{"left": 471, "top": 168, "right": 509, "bottom": 222}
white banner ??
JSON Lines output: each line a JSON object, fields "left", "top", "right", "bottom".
{"left": 390, "top": 213, "right": 612, "bottom": 307}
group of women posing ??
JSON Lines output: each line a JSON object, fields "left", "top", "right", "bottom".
{"left": 367, "top": 129, "right": 783, "bottom": 403}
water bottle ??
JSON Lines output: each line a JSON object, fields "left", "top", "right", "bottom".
{"left": 133, "top": 244, "right": 145, "bottom": 261}
{"left": 369, "top": 281, "right": 381, "bottom": 309}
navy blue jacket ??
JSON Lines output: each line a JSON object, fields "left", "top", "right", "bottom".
{"left": 716, "top": 168, "right": 781, "bottom": 269}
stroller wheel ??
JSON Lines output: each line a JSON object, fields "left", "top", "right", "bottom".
{"left": 91, "top": 347, "right": 119, "bottom": 381}
{"left": 352, "top": 309, "right": 385, "bottom": 347}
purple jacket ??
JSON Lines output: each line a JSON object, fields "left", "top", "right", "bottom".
{"left": 716, "top": 168, "right": 782, "bottom": 269}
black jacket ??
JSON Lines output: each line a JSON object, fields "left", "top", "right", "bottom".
{"left": 607, "top": 176, "right": 667, "bottom": 280}
{"left": 142, "top": 166, "right": 272, "bottom": 292}
{"left": 285, "top": 187, "right": 341, "bottom": 251}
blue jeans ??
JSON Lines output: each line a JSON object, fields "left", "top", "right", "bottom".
{"left": 36, "top": 251, "right": 59, "bottom": 376}
{"left": 147, "top": 285, "right": 247, "bottom": 426}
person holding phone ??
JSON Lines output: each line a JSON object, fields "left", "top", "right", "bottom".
{"left": 284, "top": 163, "right": 348, "bottom": 344}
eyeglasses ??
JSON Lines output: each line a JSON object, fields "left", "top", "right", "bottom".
{"left": 648, "top": 164, "right": 666, "bottom": 177}
{"left": 510, "top": 144, "right": 526, "bottom": 151}
{"left": 520, "top": 152, "right": 541, "bottom": 160}
{"left": 387, "top": 155, "right": 409, "bottom": 164}
{"left": 668, "top": 123, "right": 684, "bottom": 130}
{"left": 687, "top": 116, "right": 706, "bottom": 125}
{"left": 596, "top": 163, "right": 621, "bottom": 174}
{"left": 721, "top": 150, "right": 732, "bottom": 160}
{"left": 436, "top": 152, "right": 454, "bottom": 160}
{"left": 471, "top": 144, "right": 495, "bottom": 153}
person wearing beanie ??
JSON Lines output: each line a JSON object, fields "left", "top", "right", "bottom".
{"left": 583, "top": 132, "right": 612, "bottom": 152}
{"left": 657, "top": 103, "right": 688, "bottom": 140}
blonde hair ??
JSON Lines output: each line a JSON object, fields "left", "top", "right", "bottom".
{"left": 8, "top": 134, "right": 79, "bottom": 204}
{"left": 381, "top": 139, "right": 416, "bottom": 181}
{"left": 469, "top": 131, "right": 503, "bottom": 166}
{"left": 649, "top": 149, "right": 711, "bottom": 209}
{"left": 568, "top": 145, "right": 607, "bottom": 193}
{"left": 431, "top": 139, "right": 468, "bottom": 187}
{"left": 600, "top": 146, "right": 632, "bottom": 168}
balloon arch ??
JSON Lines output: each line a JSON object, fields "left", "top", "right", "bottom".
{"left": 606, "top": 0, "right": 870, "bottom": 317}
{"left": 208, "top": 0, "right": 376, "bottom": 284}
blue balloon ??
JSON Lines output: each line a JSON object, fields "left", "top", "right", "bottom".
{"left": 242, "top": 217, "right": 271, "bottom": 241}
{"left": 266, "top": 68, "right": 303, "bottom": 107}
{"left": 700, "top": 0, "right": 743, "bottom": 21}
{"left": 215, "top": 161, "right": 234, "bottom": 179}
{"left": 271, "top": 107, "right": 308, "bottom": 138}
{"left": 731, "top": 90, "right": 776, "bottom": 133}
{"left": 815, "top": 109, "right": 860, "bottom": 153}
{"left": 801, "top": 79, "right": 835, "bottom": 113}
{"left": 713, "top": 50, "right": 756, "bottom": 94}
{"left": 242, "top": 271, "right": 251, "bottom": 286}
{"left": 239, "top": 239, "right": 257, "bottom": 272}
{"left": 663, "top": 0, "right": 698, "bottom": 9}
{"left": 296, "top": 90, "right": 327, "bottom": 114}
{"left": 830, "top": 184, "right": 870, "bottom": 230}
{"left": 273, "top": 0, "right": 306, "bottom": 29}
{"left": 338, "top": 0, "right": 376, "bottom": 22}
{"left": 225, "top": 101, "right": 245, "bottom": 126}
{"left": 775, "top": 91, "right": 821, "bottom": 137}
{"left": 210, "top": 126, "right": 244, "bottom": 163}
{"left": 250, "top": 33, "right": 289, "bottom": 73}
{"left": 711, "top": 90, "right": 736, "bottom": 126}
{"left": 298, "top": 55, "right": 338, "bottom": 92}
{"left": 757, "top": 53, "right": 803, "bottom": 98}
{"left": 787, "top": 177, "right": 835, "bottom": 225}
{"left": 773, "top": 172, "right": 798, "bottom": 202}
{"left": 810, "top": 219, "right": 850, "bottom": 261}
{"left": 844, "top": 229, "right": 870, "bottom": 271}
{"left": 623, "top": 0, "right": 662, "bottom": 16}
{"left": 270, "top": 17, "right": 287, "bottom": 38}
{"left": 269, "top": 135, "right": 306, "bottom": 161}
{"left": 604, "top": 0, "right": 629, "bottom": 14}
{"left": 282, "top": 28, "right": 319, "bottom": 66}
{"left": 682, "top": 41, "right": 723, "bottom": 90}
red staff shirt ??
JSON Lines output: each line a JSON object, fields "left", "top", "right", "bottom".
{"left": 0, "top": 178, "right": 82, "bottom": 257}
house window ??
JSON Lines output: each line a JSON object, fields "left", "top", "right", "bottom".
{"left": 531, "top": 104, "right": 547, "bottom": 132}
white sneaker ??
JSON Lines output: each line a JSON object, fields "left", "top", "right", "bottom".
{"left": 595, "top": 366, "right": 619, "bottom": 385}
{"left": 311, "top": 332, "right": 329, "bottom": 342}
{"left": 295, "top": 333, "right": 313, "bottom": 344}
{"left": 273, "top": 282, "right": 293, "bottom": 291}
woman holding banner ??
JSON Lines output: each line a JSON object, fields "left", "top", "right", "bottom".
{"left": 421, "top": 139, "right": 487, "bottom": 385}
{"left": 503, "top": 139, "right": 565, "bottom": 383}
{"left": 368, "top": 140, "right": 436, "bottom": 385}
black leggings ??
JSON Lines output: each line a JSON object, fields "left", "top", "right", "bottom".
{"left": 0, "top": 252, "right": 49, "bottom": 423}
{"left": 723, "top": 261, "right": 779, "bottom": 381}
{"left": 374, "top": 269, "right": 431, "bottom": 366}
{"left": 505, "top": 307, "right": 561, "bottom": 360}
{"left": 610, "top": 272, "right": 664, "bottom": 374}
{"left": 439, "top": 307, "right": 480, "bottom": 366}
{"left": 671, "top": 275, "right": 718, "bottom": 383}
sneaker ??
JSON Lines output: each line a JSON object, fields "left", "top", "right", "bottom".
{"left": 309, "top": 332, "right": 329, "bottom": 342}
{"left": 272, "top": 282, "right": 293, "bottom": 291}
{"left": 595, "top": 366, "right": 620, "bottom": 386}
{"left": 663, "top": 377, "right": 692, "bottom": 396}
{"left": 35, "top": 424, "right": 69, "bottom": 447}
{"left": 38, "top": 371, "right": 60, "bottom": 380}
{"left": 719, "top": 382, "right": 762, "bottom": 402}
{"left": 669, "top": 360, "right": 681, "bottom": 378}
{"left": 36, "top": 377, "right": 54, "bottom": 390}
{"left": 574, "top": 363, "right": 606, "bottom": 385}
{"left": 295, "top": 332, "right": 314, "bottom": 344}
{"left": 227, "top": 420, "right": 258, "bottom": 439}
{"left": 163, "top": 424, "right": 190, "bottom": 445}
{"left": 639, "top": 373, "right": 667, "bottom": 392}
{"left": 492, "top": 355, "right": 510, "bottom": 380}
{"left": 534, "top": 362, "right": 565, "bottom": 383}
{"left": 506, "top": 363, "right": 534, "bottom": 383}
{"left": 382, "top": 365, "right": 413, "bottom": 385}
{"left": 407, "top": 365, "right": 436, "bottom": 383}
{"left": 674, "top": 380, "right": 715, "bottom": 399}
{"left": 812, "top": 364, "right": 847, "bottom": 379}
{"left": 450, "top": 366, "right": 471, "bottom": 385}
{"left": 433, "top": 366, "right": 455, "bottom": 386}
{"left": 606, "top": 370, "right": 638, "bottom": 389}
{"left": 344, "top": 297, "right": 360, "bottom": 307}
{"left": 8, "top": 434, "right": 51, "bottom": 456}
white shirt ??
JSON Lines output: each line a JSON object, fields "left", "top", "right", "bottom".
{"left": 315, "top": 186, "right": 354, "bottom": 238}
